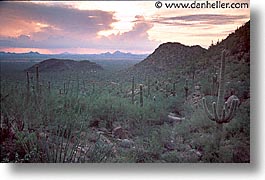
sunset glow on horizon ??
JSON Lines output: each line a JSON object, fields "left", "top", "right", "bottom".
{"left": 0, "top": 1, "right": 250, "bottom": 54}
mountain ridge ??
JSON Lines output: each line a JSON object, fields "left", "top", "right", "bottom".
{"left": 135, "top": 42, "right": 207, "bottom": 68}
{"left": 0, "top": 51, "right": 148, "bottom": 61}
{"left": 129, "top": 20, "right": 249, "bottom": 79}
{"left": 25, "top": 58, "right": 104, "bottom": 73}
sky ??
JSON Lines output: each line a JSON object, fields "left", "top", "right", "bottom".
{"left": 0, "top": 0, "right": 250, "bottom": 54}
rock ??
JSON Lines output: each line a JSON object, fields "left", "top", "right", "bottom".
{"left": 167, "top": 114, "right": 185, "bottom": 123}
{"left": 120, "top": 139, "right": 134, "bottom": 148}
{"left": 189, "top": 149, "right": 202, "bottom": 158}
{"left": 76, "top": 144, "right": 90, "bottom": 154}
{"left": 110, "top": 82, "right": 119, "bottom": 86}
{"left": 99, "top": 134, "right": 113, "bottom": 146}
{"left": 37, "top": 132, "right": 48, "bottom": 140}
{"left": 135, "top": 149, "right": 160, "bottom": 162}
{"left": 195, "top": 85, "right": 201, "bottom": 91}
{"left": 112, "top": 126, "right": 128, "bottom": 139}
{"left": 161, "top": 150, "right": 181, "bottom": 163}
{"left": 98, "top": 134, "right": 117, "bottom": 155}
{"left": 146, "top": 119, "right": 164, "bottom": 126}
{"left": 164, "top": 140, "right": 176, "bottom": 151}
{"left": 89, "top": 118, "right": 100, "bottom": 128}
{"left": 168, "top": 112, "right": 176, "bottom": 116}
{"left": 175, "top": 143, "right": 190, "bottom": 152}
{"left": 98, "top": 127, "right": 108, "bottom": 133}
{"left": 96, "top": 131, "right": 105, "bottom": 135}
{"left": 80, "top": 131, "right": 87, "bottom": 138}
{"left": 161, "top": 149, "right": 200, "bottom": 163}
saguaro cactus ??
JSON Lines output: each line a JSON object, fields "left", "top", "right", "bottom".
{"left": 202, "top": 50, "right": 239, "bottom": 150}
{"left": 147, "top": 78, "right": 151, "bottom": 97}
{"left": 26, "top": 71, "right": 30, "bottom": 91}
{"left": 172, "top": 82, "right": 176, "bottom": 96}
{"left": 63, "top": 82, "right": 66, "bottom": 94}
{"left": 131, "top": 77, "right": 135, "bottom": 104}
{"left": 92, "top": 82, "right": 95, "bottom": 94}
{"left": 184, "top": 79, "right": 189, "bottom": 100}
{"left": 139, "top": 84, "right": 143, "bottom": 107}
{"left": 48, "top": 81, "right": 51, "bottom": 93}
{"left": 26, "top": 71, "right": 30, "bottom": 104}
{"left": 36, "top": 66, "right": 39, "bottom": 94}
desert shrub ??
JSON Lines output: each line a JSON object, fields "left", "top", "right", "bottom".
{"left": 161, "top": 150, "right": 199, "bottom": 163}
{"left": 86, "top": 138, "right": 115, "bottom": 163}
{"left": 0, "top": 130, "right": 40, "bottom": 163}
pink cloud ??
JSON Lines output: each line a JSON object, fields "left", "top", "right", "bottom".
{"left": 0, "top": 2, "right": 159, "bottom": 53}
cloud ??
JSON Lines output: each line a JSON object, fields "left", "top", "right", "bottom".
{"left": 0, "top": 1, "right": 249, "bottom": 53}
{"left": 0, "top": 2, "right": 115, "bottom": 36}
{"left": 0, "top": 2, "right": 159, "bottom": 52}
{"left": 109, "top": 16, "right": 153, "bottom": 41}
{"left": 136, "top": 14, "right": 248, "bottom": 27}
{"left": 161, "top": 14, "right": 248, "bottom": 25}
{"left": 0, "top": 2, "right": 113, "bottom": 48}
{"left": 97, "top": 16, "right": 158, "bottom": 51}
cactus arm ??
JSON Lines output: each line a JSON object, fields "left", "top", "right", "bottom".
{"left": 212, "top": 102, "right": 220, "bottom": 121}
{"left": 202, "top": 98, "right": 215, "bottom": 120}
{"left": 224, "top": 102, "right": 228, "bottom": 112}
{"left": 140, "top": 84, "right": 143, "bottom": 107}
{"left": 231, "top": 100, "right": 239, "bottom": 118}
{"left": 222, "top": 99, "right": 238, "bottom": 123}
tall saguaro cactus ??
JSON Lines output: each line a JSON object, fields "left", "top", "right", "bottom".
{"left": 172, "top": 82, "right": 176, "bottom": 96}
{"left": 202, "top": 50, "right": 239, "bottom": 150}
{"left": 184, "top": 79, "right": 189, "bottom": 100}
{"left": 147, "top": 78, "right": 151, "bottom": 97}
{"left": 131, "top": 77, "right": 135, "bottom": 104}
{"left": 139, "top": 84, "right": 143, "bottom": 107}
{"left": 63, "top": 82, "right": 66, "bottom": 94}
{"left": 26, "top": 71, "right": 30, "bottom": 104}
{"left": 36, "top": 66, "right": 39, "bottom": 94}
{"left": 48, "top": 81, "right": 51, "bottom": 93}
{"left": 26, "top": 71, "right": 30, "bottom": 91}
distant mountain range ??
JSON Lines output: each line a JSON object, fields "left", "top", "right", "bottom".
{"left": 0, "top": 50, "right": 148, "bottom": 62}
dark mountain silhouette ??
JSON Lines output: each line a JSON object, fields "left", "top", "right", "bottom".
{"left": 125, "top": 20, "right": 249, "bottom": 101}
{"left": 129, "top": 20, "right": 249, "bottom": 77}
{"left": 208, "top": 20, "right": 250, "bottom": 63}
{"left": 25, "top": 59, "right": 103, "bottom": 72}
{"left": 134, "top": 42, "right": 207, "bottom": 72}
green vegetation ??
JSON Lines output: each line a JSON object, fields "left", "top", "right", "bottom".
{"left": 0, "top": 55, "right": 249, "bottom": 163}
{"left": 0, "top": 22, "right": 250, "bottom": 163}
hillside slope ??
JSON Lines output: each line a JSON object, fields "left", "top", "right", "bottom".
{"left": 124, "top": 20, "right": 249, "bottom": 100}
{"left": 131, "top": 20, "right": 249, "bottom": 75}
{"left": 25, "top": 58, "right": 103, "bottom": 72}
{"left": 133, "top": 43, "right": 207, "bottom": 74}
